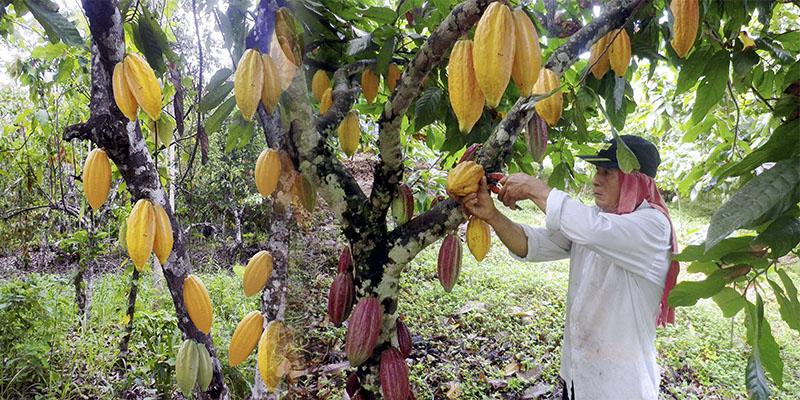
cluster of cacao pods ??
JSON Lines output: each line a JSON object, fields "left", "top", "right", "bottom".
{"left": 176, "top": 338, "right": 213, "bottom": 396}
{"left": 358, "top": 63, "right": 402, "bottom": 104}
{"left": 589, "top": 28, "right": 631, "bottom": 79}
{"left": 112, "top": 53, "right": 162, "bottom": 121}
{"left": 345, "top": 317, "right": 414, "bottom": 399}
{"left": 391, "top": 184, "right": 414, "bottom": 225}
{"left": 243, "top": 250, "right": 274, "bottom": 296}
{"left": 670, "top": 0, "right": 699, "bottom": 58}
{"left": 328, "top": 246, "right": 355, "bottom": 326}
{"left": 254, "top": 148, "right": 282, "bottom": 197}
{"left": 126, "top": 198, "right": 173, "bottom": 270}
{"left": 234, "top": 48, "right": 282, "bottom": 121}
{"left": 184, "top": 274, "right": 213, "bottom": 334}
{"left": 82, "top": 148, "right": 112, "bottom": 210}
{"left": 338, "top": 111, "right": 361, "bottom": 157}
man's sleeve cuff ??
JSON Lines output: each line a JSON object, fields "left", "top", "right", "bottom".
{"left": 545, "top": 189, "right": 567, "bottom": 232}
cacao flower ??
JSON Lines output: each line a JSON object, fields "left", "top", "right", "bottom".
{"left": 380, "top": 348, "right": 411, "bottom": 400}
{"left": 473, "top": 2, "right": 515, "bottom": 108}
{"left": 525, "top": 112, "right": 548, "bottom": 164}
{"left": 327, "top": 271, "right": 355, "bottom": 327}
{"left": 430, "top": 195, "right": 446, "bottom": 208}
{"left": 396, "top": 317, "right": 412, "bottom": 358}
{"left": 345, "top": 297, "right": 382, "bottom": 366}
{"left": 438, "top": 234, "right": 463, "bottom": 292}
{"left": 670, "top": 0, "right": 699, "bottom": 58}
{"left": 447, "top": 39, "right": 485, "bottom": 134}
{"left": 391, "top": 184, "right": 414, "bottom": 225}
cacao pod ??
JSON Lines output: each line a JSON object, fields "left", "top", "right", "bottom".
{"left": 82, "top": 148, "right": 112, "bottom": 211}
{"left": 152, "top": 203, "right": 174, "bottom": 265}
{"left": 122, "top": 53, "right": 162, "bottom": 120}
{"left": 258, "top": 320, "right": 288, "bottom": 391}
{"left": 447, "top": 39, "right": 485, "bottom": 134}
{"left": 150, "top": 114, "right": 176, "bottom": 148}
{"left": 229, "top": 310, "right": 265, "bottom": 366}
{"left": 589, "top": 33, "right": 611, "bottom": 80}
{"left": 261, "top": 55, "right": 281, "bottom": 113}
{"left": 338, "top": 111, "right": 360, "bottom": 157}
{"left": 176, "top": 339, "right": 199, "bottom": 396}
{"left": 511, "top": 8, "right": 542, "bottom": 96}
{"left": 458, "top": 143, "right": 482, "bottom": 163}
{"left": 361, "top": 68, "right": 379, "bottom": 104}
{"left": 127, "top": 198, "right": 155, "bottom": 271}
{"left": 234, "top": 48, "right": 264, "bottom": 121}
{"left": 437, "top": 233, "right": 463, "bottom": 293}
{"left": 608, "top": 29, "right": 631, "bottom": 77}
{"left": 446, "top": 161, "right": 485, "bottom": 197}
{"left": 380, "top": 348, "right": 410, "bottom": 400}
{"left": 346, "top": 373, "right": 360, "bottom": 397}
{"left": 396, "top": 317, "right": 412, "bottom": 358}
{"left": 292, "top": 174, "right": 317, "bottom": 212}
{"left": 472, "top": 2, "right": 516, "bottom": 108}
{"left": 525, "top": 112, "right": 548, "bottom": 163}
{"left": 320, "top": 87, "right": 333, "bottom": 114}
{"left": 467, "top": 217, "right": 492, "bottom": 262}
{"left": 112, "top": 62, "right": 138, "bottom": 120}
{"left": 531, "top": 68, "right": 562, "bottom": 127}
{"left": 391, "top": 184, "right": 414, "bottom": 225}
{"left": 243, "top": 250, "right": 274, "bottom": 297}
{"left": 184, "top": 274, "right": 213, "bottom": 334}
{"left": 386, "top": 63, "right": 402, "bottom": 93}
{"left": 255, "top": 148, "right": 281, "bottom": 197}
{"left": 269, "top": 30, "right": 298, "bottom": 91}
{"left": 670, "top": 0, "right": 699, "bottom": 58}
{"left": 345, "top": 297, "right": 382, "bottom": 366}
{"left": 327, "top": 271, "right": 355, "bottom": 327}
{"left": 195, "top": 341, "right": 213, "bottom": 391}
{"left": 311, "top": 70, "right": 330, "bottom": 101}
{"left": 338, "top": 246, "right": 353, "bottom": 274}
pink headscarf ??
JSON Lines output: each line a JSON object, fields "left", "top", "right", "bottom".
{"left": 615, "top": 170, "right": 679, "bottom": 327}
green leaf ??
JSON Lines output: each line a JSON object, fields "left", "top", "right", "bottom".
{"left": 375, "top": 35, "right": 396, "bottom": 77}
{"left": 674, "top": 236, "right": 754, "bottom": 262}
{"left": 690, "top": 52, "right": 730, "bottom": 124}
{"left": 758, "top": 317, "right": 783, "bottom": 387}
{"left": 224, "top": 115, "right": 254, "bottom": 153}
{"left": 675, "top": 47, "right": 711, "bottom": 96}
{"left": 777, "top": 269, "right": 798, "bottom": 301}
{"left": 668, "top": 269, "right": 728, "bottom": 307}
{"left": 686, "top": 261, "right": 718, "bottom": 275}
{"left": 681, "top": 115, "right": 716, "bottom": 143}
{"left": 204, "top": 96, "right": 236, "bottom": 136}
{"left": 753, "top": 217, "right": 800, "bottom": 258}
{"left": 206, "top": 68, "right": 233, "bottom": 92}
{"left": 23, "top": 0, "right": 83, "bottom": 46}
{"left": 767, "top": 275, "right": 800, "bottom": 333}
{"left": 361, "top": 6, "right": 396, "bottom": 25}
{"left": 712, "top": 287, "right": 746, "bottom": 318}
{"left": 719, "top": 119, "right": 800, "bottom": 178}
{"left": 706, "top": 160, "right": 800, "bottom": 250}
{"left": 414, "top": 87, "right": 443, "bottom": 131}
{"left": 200, "top": 82, "right": 234, "bottom": 112}
{"left": 746, "top": 354, "right": 772, "bottom": 400}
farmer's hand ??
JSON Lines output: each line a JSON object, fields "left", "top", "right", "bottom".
{"left": 449, "top": 177, "right": 498, "bottom": 221}
{"left": 498, "top": 173, "right": 551, "bottom": 212}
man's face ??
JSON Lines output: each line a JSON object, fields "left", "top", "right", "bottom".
{"left": 592, "top": 167, "right": 621, "bottom": 212}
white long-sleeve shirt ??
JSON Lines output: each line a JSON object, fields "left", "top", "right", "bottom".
{"left": 510, "top": 189, "right": 672, "bottom": 399}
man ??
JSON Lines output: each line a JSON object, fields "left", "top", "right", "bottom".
{"left": 453, "top": 136, "right": 679, "bottom": 399}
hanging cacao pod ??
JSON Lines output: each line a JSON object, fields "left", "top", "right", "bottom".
{"left": 386, "top": 63, "right": 402, "bottom": 92}
{"left": 122, "top": 53, "right": 162, "bottom": 120}
{"left": 82, "top": 148, "right": 112, "bottom": 211}
{"left": 152, "top": 203, "right": 173, "bottom": 265}
{"left": 472, "top": 2, "right": 516, "bottom": 108}
{"left": 320, "top": 87, "right": 333, "bottom": 114}
{"left": 391, "top": 184, "right": 414, "bottom": 225}
{"left": 311, "top": 70, "right": 330, "bottom": 101}
{"left": 437, "top": 233, "right": 463, "bottom": 292}
{"left": 270, "top": 30, "right": 298, "bottom": 91}
{"left": 447, "top": 39, "right": 485, "bottom": 134}
{"left": 243, "top": 250, "right": 274, "bottom": 297}
{"left": 467, "top": 218, "right": 492, "bottom": 262}
{"left": 338, "top": 246, "right": 353, "bottom": 274}
{"left": 255, "top": 148, "right": 281, "bottom": 197}
{"left": 446, "top": 161, "right": 485, "bottom": 197}
{"left": 458, "top": 143, "right": 482, "bottom": 163}
{"left": 292, "top": 174, "right": 317, "bottom": 212}
{"left": 380, "top": 348, "right": 411, "bottom": 400}
{"left": 361, "top": 68, "right": 379, "bottom": 104}
{"left": 589, "top": 33, "right": 611, "bottom": 80}
{"left": 184, "top": 274, "right": 213, "bottom": 334}
{"left": 345, "top": 297, "right": 382, "bottom": 366}
{"left": 531, "top": 68, "right": 563, "bottom": 127}
{"left": 234, "top": 49, "right": 264, "bottom": 121}
{"left": 396, "top": 317, "right": 412, "bottom": 358}
{"left": 511, "top": 8, "right": 542, "bottom": 96}
{"left": 261, "top": 55, "right": 281, "bottom": 113}
{"left": 670, "top": 0, "right": 699, "bottom": 58}
{"left": 608, "top": 28, "right": 631, "bottom": 77}
{"left": 346, "top": 373, "right": 360, "bottom": 397}
{"left": 195, "top": 341, "right": 213, "bottom": 391}
{"left": 257, "top": 320, "right": 288, "bottom": 391}
{"left": 127, "top": 198, "right": 155, "bottom": 271}
{"left": 112, "top": 63, "right": 138, "bottom": 120}
{"left": 525, "top": 112, "right": 548, "bottom": 163}
{"left": 176, "top": 339, "right": 199, "bottom": 396}
{"left": 338, "top": 111, "right": 360, "bottom": 157}
{"left": 229, "top": 310, "right": 264, "bottom": 366}
{"left": 327, "top": 271, "right": 355, "bottom": 327}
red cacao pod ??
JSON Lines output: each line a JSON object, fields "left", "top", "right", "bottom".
{"left": 346, "top": 372, "right": 360, "bottom": 397}
{"left": 396, "top": 317, "right": 412, "bottom": 358}
{"left": 525, "top": 112, "right": 548, "bottom": 163}
{"left": 327, "top": 272, "right": 355, "bottom": 327}
{"left": 380, "top": 348, "right": 410, "bottom": 400}
{"left": 437, "top": 234, "right": 463, "bottom": 293}
{"left": 345, "top": 297, "right": 382, "bottom": 366}
{"left": 391, "top": 184, "right": 414, "bottom": 225}
{"left": 338, "top": 246, "right": 353, "bottom": 274}
{"left": 458, "top": 143, "right": 482, "bottom": 163}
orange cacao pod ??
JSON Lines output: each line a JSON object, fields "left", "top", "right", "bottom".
{"left": 380, "top": 348, "right": 410, "bottom": 400}
{"left": 466, "top": 217, "right": 491, "bottom": 262}
{"left": 446, "top": 161, "right": 485, "bottom": 197}
{"left": 670, "top": 0, "right": 699, "bottom": 58}
{"left": 327, "top": 271, "right": 355, "bottom": 327}
{"left": 589, "top": 33, "right": 611, "bottom": 80}
{"left": 608, "top": 29, "right": 631, "bottom": 77}
{"left": 255, "top": 148, "right": 281, "bottom": 197}
{"left": 447, "top": 39, "right": 485, "bottom": 134}
{"left": 183, "top": 274, "right": 213, "bottom": 334}
{"left": 386, "top": 63, "right": 401, "bottom": 92}
{"left": 345, "top": 297, "right": 382, "bottom": 366}
{"left": 531, "top": 68, "right": 562, "bottom": 127}
{"left": 437, "top": 233, "right": 463, "bottom": 293}
{"left": 243, "top": 250, "right": 273, "bottom": 297}
{"left": 511, "top": 8, "right": 542, "bottom": 96}
{"left": 361, "top": 68, "right": 379, "bottom": 104}
{"left": 82, "top": 148, "right": 112, "bottom": 211}
{"left": 473, "top": 2, "right": 515, "bottom": 108}
{"left": 228, "top": 310, "right": 264, "bottom": 366}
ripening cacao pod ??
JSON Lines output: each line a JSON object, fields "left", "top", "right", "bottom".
{"left": 229, "top": 310, "right": 264, "bottom": 366}
{"left": 670, "top": 0, "right": 699, "bottom": 58}
{"left": 361, "top": 68, "right": 379, "bottom": 104}
{"left": 380, "top": 348, "right": 411, "bottom": 400}
{"left": 327, "top": 271, "right": 355, "bottom": 327}
{"left": 258, "top": 320, "right": 288, "bottom": 391}
{"left": 255, "top": 148, "right": 281, "bottom": 197}
{"left": 112, "top": 63, "right": 138, "bottom": 120}
{"left": 473, "top": 2, "right": 516, "bottom": 108}
{"left": 152, "top": 203, "right": 173, "bottom": 265}
{"left": 195, "top": 341, "right": 213, "bottom": 391}
{"left": 447, "top": 40, "right": 485, "bottom": 134}
{"left": 176, "top": 339, "right": 199, "bottom": 396}
{"left": 184, "top": 274, "right": 213, "bottom": 334}
{"left": 391, "top": 184, "right": 414, "bottom": 225}
{"left": 243, "top": 250, "right": 274, "bottom": 297}
{"left": 122, "top": 53, "right": 162, "bottom": 120}
{"left": 525, "top": 112, "right": 548, "bottom": 163}
{"left": 270, "top": 30, "right": 298, "bottom": 91}
{"left": 446, "top": 161, "right": 485, "bottom": 197}
{"left": 459, "top": 143, "right": 482, "bottom": 163}
{"left": 608, "top": 29, "right": 631, "bottom": 77}
{"left": 338, "top": 246, "right": 353, "bottom": 274}
{"left": 311, "top": 70, "right": 330, "bottom": 101}
{"left": 338, "top": 111, "right": 360, "bottom": 157}
{"left": 386, "top": 63, "right": 402, "bottom": 92}
{"left": 82, "top": 148, "right": 111, "bottom": 211}
{"left": 320, "top": 87, "right": 333, "bottom": 114}
{"left": 437, "top": 233, "right": 463, "bottom": 292}
{"left": 467, "top": 218, "right": 492, "bottom": 262}
{"left": 127, "top": 199, "right": 155, "bottom": 271}
{"left": 345, "top": 297, "right": 382, "bottom": 366}
{"left": 292, "top": 174, "right": 317, "bottom": 212}
{"left": 511, "top": 8, "right": 542, "bottom": 96}
{"left": 261, "top": 55, "right": 281, "bottom": 113}
{"left": 396, "top": 317, "right": 412, "bottom": 358}
{"left": 589, "top": 33, "right": 611, "bottom": 80}
{"left": 531, "top": 68, "right": 562, "bottom": 127}
{"left": 234, "top": 49, "right": 264, "bottom": 121}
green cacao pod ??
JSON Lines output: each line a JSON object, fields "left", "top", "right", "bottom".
{"left": 195, "top": 341, "right": 213, "bottom": 391}
{"left": 176, "top": 339, "right": 199, "bottom": 396}
{"left": 391, "top": 184, "right": 414, "bottom": 225}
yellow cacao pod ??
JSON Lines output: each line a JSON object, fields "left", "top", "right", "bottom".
{"left": 82, "top": 148, "right": 111, "bottom": 211}
{"left": 261, "top": 55, "right": 281, "bottom": 113}
{"left": 122, "top": 53, "right": 161, "bottom": 120}
{"left": 152, "top": 204, "right": 173, "bottom": 265}
{"left": 229, "top": 310, "right": 264, "bottom": 366}
{"left": 243, "top": 250, "right": 274, "bottom": 297}
{"left": 472, "top": 2, "right": 515, "bottom": 108}
{"left": 447, "top": 40, "right": 485, "bottom": 134}
{"left": 255, "top": 148, "right": 281, "bottom": 197}
{"left": 320, "top": 87, "right": 333, "bottom": 114}
{"left": 311, "top": 70, "right": 330, "bottom": 101}
{"left": 589, "top": 33, "right": 611, "bottom": 80}
{"left": 338, "top": 111, "right": 360, "bottom": 157}
{"left": 292, "top": 174, "right": 317, "bottom": 212}
{"left": 258, "top": 320, "right": 289, "bottom": 391}
{"left": 112, "top": 63, "right": 138, "bottom": 120}
{"left": 361, "top": 68, "right": 379, "bottom": 104}
{"left": 608, "top": 29, "right": 631, "bottom": 77}
{"left": 270, "top": 31, "right": 298, "bottom": 91}
{"left": 511, "top": 8, "right": 541, "bottom": 96}
{"left": 184, "top": 274, "right": 213, "bottom": 334}
{"left": 446, "top": 161, "right": 485, "bottom": 197}
{"left": 235, "top": 49, "right": 264, "bottom": 121}
{"left": 466, "top": 217, "right": 491, "bottom": 262}
{"left": 386, "top": 63, "right": 401, "bottom": 92}
{"left": 127, "top": 199, "right": 155, "bottom": 271}
{"left": 531, "top": 68, "right": 562, "bottom": 127}
{"left": 670, "top": 0, "right": 699, "bottom": 58}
